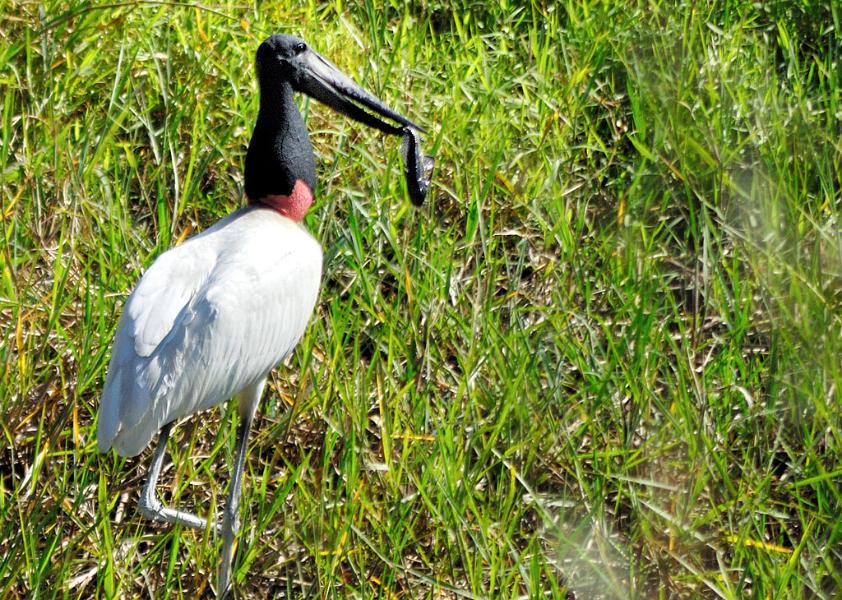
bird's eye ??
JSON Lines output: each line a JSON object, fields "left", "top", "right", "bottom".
{"left": 294, "top": 42, "right": 306, "bottom": 54}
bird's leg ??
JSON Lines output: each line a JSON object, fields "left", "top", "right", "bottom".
{"left": 138, "top": 421, "right": 215, "bottom": 532}
{"left": 218, "top": 379, "right": 265, "bottom": 598}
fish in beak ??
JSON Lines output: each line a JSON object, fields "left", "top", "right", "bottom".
{"left": 261, "top": 34, "right": 434, "bottom": 204}
{"left": 400, "top": 127, "right": 435, "bottom": 206}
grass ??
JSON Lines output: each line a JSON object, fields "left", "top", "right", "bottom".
{"left": 1, "top": 0, "right": 840, "bottom": 597}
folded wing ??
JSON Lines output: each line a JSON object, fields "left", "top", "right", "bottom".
{"left": 97, "top": 212, "right": 322, "bottom": 457}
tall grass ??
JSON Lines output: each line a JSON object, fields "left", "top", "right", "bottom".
{"left": 1, "top": 0, "right": 840, "bottom": 597}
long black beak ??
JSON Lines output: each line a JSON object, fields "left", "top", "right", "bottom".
{"left": 290, "top": 48, "right": 425, "bottom": 136}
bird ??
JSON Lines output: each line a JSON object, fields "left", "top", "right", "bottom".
{"left": 97, "top": 33, "right": 431, "bottom": 597}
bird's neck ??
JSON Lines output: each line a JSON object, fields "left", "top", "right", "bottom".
{"left": 244, "top": 79, "right": 316, "bottom": 221}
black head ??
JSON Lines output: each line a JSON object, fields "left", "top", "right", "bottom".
{"left": 255, "top": 34, "right": 307, "bottom": 84}
{"left": 255, "top": 34, "right": 424, "bottom": 135}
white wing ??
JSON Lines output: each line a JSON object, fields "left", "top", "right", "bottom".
{"left": 97, "top": 208, "right": 322, "bottom": 457}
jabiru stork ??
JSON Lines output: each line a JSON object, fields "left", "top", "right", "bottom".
{"left": 97, "top": 33, "right": 432, "bottom": 596}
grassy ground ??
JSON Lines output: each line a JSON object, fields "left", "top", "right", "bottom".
{"left": 1, "top": 0, "right": 841, "bottom": 597}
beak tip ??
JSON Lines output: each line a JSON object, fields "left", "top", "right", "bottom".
{"left": 404, "top": 123, "right": 427, "bottom": 135}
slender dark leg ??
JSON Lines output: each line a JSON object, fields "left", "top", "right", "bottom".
{"left": 218, "top": 379, "right": 265, "bottom": 598}
{"left": 138, "top": 421, "right": 214, "bottom": 531}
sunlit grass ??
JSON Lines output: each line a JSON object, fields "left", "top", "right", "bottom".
{"left": 1, "top": 0, "right": 840, "bottom": 597}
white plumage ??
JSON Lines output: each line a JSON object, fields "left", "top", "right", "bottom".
{"left": 95, "top": 33, "right": 428, "bottom": 597}
{"left": 97, "top": 206, "right": 322, "bottom": 457}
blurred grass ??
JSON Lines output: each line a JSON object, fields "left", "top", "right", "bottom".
{"left": 1, "top": 0, "right": 840, "bottom": 597}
